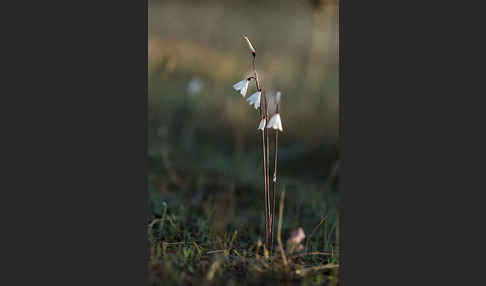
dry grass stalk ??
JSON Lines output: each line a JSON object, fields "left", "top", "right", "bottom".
{"left": 293, "top": 263, "right": 339, "bottom": 277}
{"left": 277, "top": 186, "right": 288, "bottom": 268}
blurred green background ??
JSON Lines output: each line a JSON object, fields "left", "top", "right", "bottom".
{"left": 148, "top": 0, "right": 339, "bottom": 283}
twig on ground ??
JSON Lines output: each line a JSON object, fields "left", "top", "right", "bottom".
{"left": 293, "top": 263, "right": 339, "bottom": 277}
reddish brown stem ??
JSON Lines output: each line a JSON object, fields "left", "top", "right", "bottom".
{"left": 264, "top": 92, "right": 271, "bottom": 249}
{"left": 252, "top": 56, "right": 261, "bottom": 92}
{"left": 249, "top": 42, "right": 271, "bottom": 250}
{"left": 251, "top": 52, "right": 269, "bottom": 248}
{"left": 261, "top": 125, "right": 268, "bottom": 241}
{"left": 271, "top": 129, "right": 278, "bottom": 250}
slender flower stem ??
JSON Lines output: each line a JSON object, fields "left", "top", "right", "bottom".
{"left": 271, "top": 128, "right": 278, "bottom": 250}
{"left": 261, "top": 123, "right": 268, "bottom": 241}
{"left": 250, "top": 49, "right": 270, "bottom": 249}
{"left": 252, "top": 56, "right": 261, "bottom": 92}
{"left": 264, "top": 92, "right": 272, "bottom": 249}
{"left": 261, "top": 107, "right": 268, "bottom": 248}
{"left": 270, "top": 101, "right": 280, "bottom": 251}
{"left": 247, "top": 36, "right": 272, "bottom": 250}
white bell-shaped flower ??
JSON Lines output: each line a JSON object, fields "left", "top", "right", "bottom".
{"left": 246, "top": 91, "right": 261, "bottom": 109}
{"left": 257, "top": 118, "right": 266, "bottom": 131}
{"left": 233, "top": 79, "right": 250, "bottom": 97}
{"left": 266, "top": 113, "right": 283, "bottom": 132}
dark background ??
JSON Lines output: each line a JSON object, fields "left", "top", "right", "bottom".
{"left": 148, "top": 0, "right": 340, "bottom": 283}
{"left": 4, "top": 0, "right": 479, "bottom": 285}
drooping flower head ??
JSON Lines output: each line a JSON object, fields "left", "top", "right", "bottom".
{"left": 257, "top": 118, "right": 266, "bottom": 131}
{"left": 267, "top": 113, "right": 283, "bottom": 132}
{"left": 266, "top": 91, "right": 283, "bottom": 131}
{"left": 246, "top": 91, "right": 261, "bottom": 109}
{"left": 233, "top": 78, "right": 250, "bottom": 97}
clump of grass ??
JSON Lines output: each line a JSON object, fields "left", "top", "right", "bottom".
{"left": 148, "top": 185, "right": 339, "bottom": 285}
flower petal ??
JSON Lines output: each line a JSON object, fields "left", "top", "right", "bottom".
{"left": 240, "top": 80, "right": 249, "bottom": 97}
{"left": 276, "top": 114, "right": 283, "bottom": 131}
{"left": 233, "top": 79, "right": 250, "bottom": 97}
{"left": 267, "top": 114, "right": 277, "bottom": 129}
{"left": 267, "top": 113, "right": 283, "bottom": 132}
{"left": 246, "top": 91, "right": 261, "bottom": 109}
{"left": 257, "top": 118, "right": 266, "bottom": 130}
{"left": 233, "top": 79, "right": 245, "bottom": 91}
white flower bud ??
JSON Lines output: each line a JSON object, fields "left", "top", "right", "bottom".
{"left": 275, "top": 91, "right": 281, "bottom": 103}
{"left": 243, "top": 35, "right": 256, "bottom": 55}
